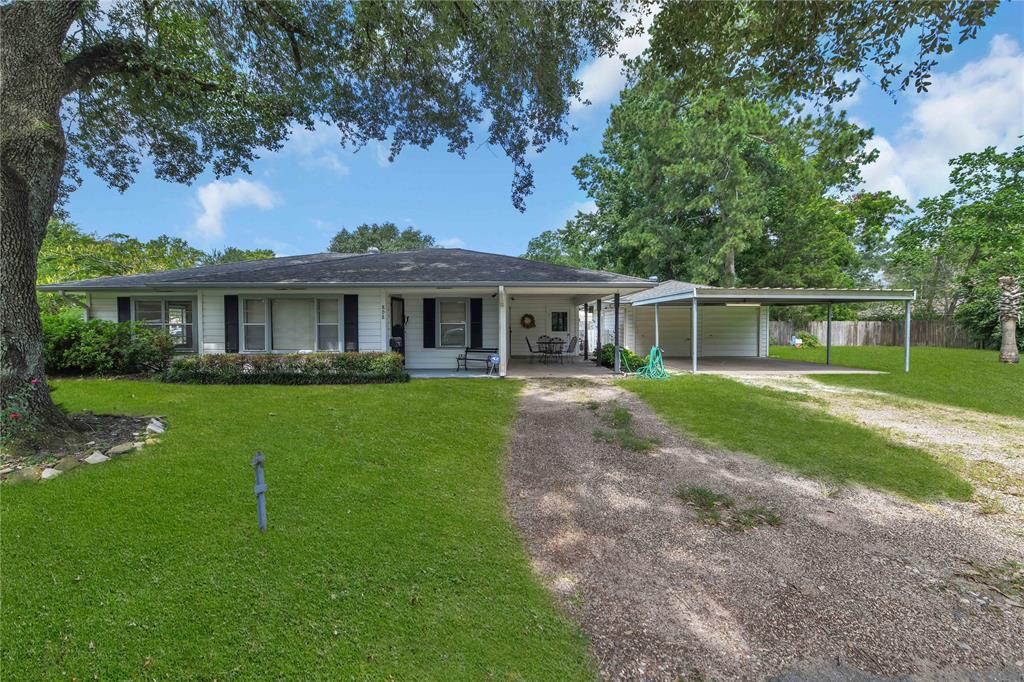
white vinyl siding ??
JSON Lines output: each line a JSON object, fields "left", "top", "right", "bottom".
{"left": 508, "top": 296, "right": 576, "bottom": 356}
{"left": 401, "top": 291, "right": 498, "bottom": 370}
{"left": 630, "top": 306, "right": 693, "bottom": 357}
{"left": 759, "top": 306, "right": 770, "bottom": 357}
{"left": 700, "top": 306, "right": 759, "bottom": 356}
{"left": 627, "top": 304, "right": 761, "bottom": 357}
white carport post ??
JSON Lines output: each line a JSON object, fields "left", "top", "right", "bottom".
{"left": 691, "top": 297, "right": 698, "bottom": 373}
{"left": 498, "top": 285, "right": 508, "bottom": 377}
{"left": 826, "top": 303, "right": 832, "bottom": 366}
{"left": 654, "top": 303, "right": 660, "bottom": 348}
{"left": 903, "top": 299, "right": 911, "bottom": 373}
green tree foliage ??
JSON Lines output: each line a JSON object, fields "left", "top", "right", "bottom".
{"left": 328, "top": 223, "right": 435, "bottom": 253}
{"left": 203, "top": 247, "right": 275, "bottom": 265}
{"left": 36, "top": 220, "right": 275, "bottom": 314}
{"left": 646, "top": 2, "right": 998, "bottom": 103}
{"left": 545, "top": 72, "right": 900, "bottom": 289}
{"left": 890, "top": 145, "right": 1024, "bottom": 350}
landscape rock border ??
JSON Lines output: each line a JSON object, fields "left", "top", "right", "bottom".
{"left": 1, "top": 416, "right": 168, "bottom": 484}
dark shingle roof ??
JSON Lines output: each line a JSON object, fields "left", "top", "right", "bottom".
{"left": 39, "top": 249, "right": 652, "bottom": 290}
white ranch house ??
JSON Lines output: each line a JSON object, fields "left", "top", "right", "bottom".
{"left": 40, "top": 248, "right": 916, "bottom": 376}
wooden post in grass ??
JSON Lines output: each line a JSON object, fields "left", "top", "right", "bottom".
{"left": 252, "top": 451, "right": 267, "bottom": 532}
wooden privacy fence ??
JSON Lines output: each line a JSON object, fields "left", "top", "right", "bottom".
{"left": 769, "top": 320, "right": 978, "bottom": 348}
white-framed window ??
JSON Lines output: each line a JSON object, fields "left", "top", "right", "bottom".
{"left": 316, "top": 298, "right": 341, "bottom": 351}
{"left": 242, "top": 297, "right": 341, "bottom": 353}
{"left": 550, "top": 310, "right": 569, "bottom": 333}
{"left": 438, "top": 298, "right": 468, "bottom": 348}
{"left": 133, "top": 298, "right": 195, "bottom": 351}
{"left": 242, "top": 298, "right": 267, "bottom": 351}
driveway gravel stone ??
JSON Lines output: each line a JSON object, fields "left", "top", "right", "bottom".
{"left": 504, "top": 379, "right": 1024, "bottom": 680}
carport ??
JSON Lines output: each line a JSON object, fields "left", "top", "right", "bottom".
{"left": 629, "top": 283, "right": 917, "bottom": 372}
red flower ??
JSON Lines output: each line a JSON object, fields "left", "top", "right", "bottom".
{"left": 30, "top": 377, "right": 39, "bottom": 385}
{"left": 9, "top": 412, "right": 21, "bottom": 420}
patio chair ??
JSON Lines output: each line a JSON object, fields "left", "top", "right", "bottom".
{"left": 524, "top": 336, "right": 544, "bottom": 363}
{"left": 561, "top": 336, "right": 578, "bottom": 364}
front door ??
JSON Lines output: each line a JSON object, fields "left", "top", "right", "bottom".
{"left": 389, "top": 297, "right": 406, "bottom": 361}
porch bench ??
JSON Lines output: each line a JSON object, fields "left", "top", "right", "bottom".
{"left": 456, "top": 347, "right": 499, "bottom": 371}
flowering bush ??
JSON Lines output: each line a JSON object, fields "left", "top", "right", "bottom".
{"left": 1, "top": 378, "right": 42, "bottom": 450}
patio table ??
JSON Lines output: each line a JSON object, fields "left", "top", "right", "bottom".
{"left": 537, "top": 338, "right": 564, "bottom": 362}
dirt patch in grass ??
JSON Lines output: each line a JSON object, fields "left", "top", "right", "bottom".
{"left": 505, "top": 379, "right": 1024, "bottom": 680}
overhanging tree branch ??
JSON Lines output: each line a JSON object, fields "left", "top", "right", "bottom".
{"left": 62, "top": 38, "right": 143, "bottom": 95}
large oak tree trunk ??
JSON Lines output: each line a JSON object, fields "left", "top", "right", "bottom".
{"left": 998, "top": 276, "right": 1021, "bottom": 364}
{"left": 1, "top": 3, "right": 78, "bottom": 427}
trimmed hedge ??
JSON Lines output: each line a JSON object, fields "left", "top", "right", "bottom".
{"left": 162, "top": 352, "right": 409, "bottom": 385}
{"left": 43, "top": 314, "right": 175, "bottom": 375}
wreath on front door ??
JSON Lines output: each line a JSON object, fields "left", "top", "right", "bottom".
{"left": 520, "top": 313, "right": 536, "bottom": 329}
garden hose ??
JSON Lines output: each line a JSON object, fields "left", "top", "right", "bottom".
{"left": 621, "top": 346, "right": 671, "bottom": 379}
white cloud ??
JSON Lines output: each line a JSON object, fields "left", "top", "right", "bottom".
{"left": 563, "top": 200, "right": 597, "bottom": 221}
{"left": 860, "top": 34, "right": 1024, "bottom": 203}
{"left": 193, "top": 179, "right": 279, "bottom": 242}
{"left": 285, "top": 124, "right": 351, "bottom": 176}
{"left": 437, "top": 237, "right": 465, "bottom": 248}
{"left": 572, "top": 13, "right": 654, "bottom": 112}
{"left": 375, "top": 142, "right": 392, "bottom": 168}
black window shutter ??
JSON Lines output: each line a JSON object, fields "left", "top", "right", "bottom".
{"left": 469, "top": 298, "right": 483, "bottom": 348}
{"left": 117, "top": 297, "right": 131, "bottom": 323}
{"left": 423, "top": 298, "right": 436, "bottom": 348}
{"left": 224, "top": 295, "right": 239, "bottom": 353}
{"left": 343, "top": 295, "right": 359, "bottom": 351}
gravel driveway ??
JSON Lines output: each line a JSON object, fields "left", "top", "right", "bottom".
{"left": 504, "top": 379, "right": 1024, "bottom": 680}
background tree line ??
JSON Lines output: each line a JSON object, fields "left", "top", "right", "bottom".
{"left": 37, "top": 220, "right": 273, "bottom": 315}
{"left": 524, "top": 66, "right": 1022, "bottom": 351}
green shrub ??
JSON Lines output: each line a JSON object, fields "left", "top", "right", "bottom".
{"left": 598, "top": 343, "right": 647, "bottom": 370}
{"left": 163, "top": 352, "right": 409, "bottom": 385}
{"left": 43, "top": 314, "right": 175, "bottom": 375}
{"left": 795, "top": 331, "right": 821, "bottom": 348}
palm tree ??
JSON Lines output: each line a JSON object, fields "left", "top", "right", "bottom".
{"left": 998, "top": 276, "right": 1021, "bottom": 364}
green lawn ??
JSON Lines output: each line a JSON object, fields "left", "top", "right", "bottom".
{"left": 624, "top": 375, "right": 972, "bottom": 502}
{"left": 1, "top": 380, "right": 593, "bottom": 680}
{"left": 770, "top": 345, "right": 1023, "bottom": 418}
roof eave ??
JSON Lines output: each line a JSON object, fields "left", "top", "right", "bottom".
{"left": 39, "top": 279, "right": 654, "bottom": 292}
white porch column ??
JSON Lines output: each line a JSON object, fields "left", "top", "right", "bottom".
{"left": 654, "top": 303, "right": 660, "bottom": 348}
{"left": 904, "top": 299, "right": 911, "bottom": 373}
{"left": 498, "top": 285, "right": 508, "bottom": 377}
{"left": 826, "top": 303, "right": 832, "bottom": 366}
{"left": 691, "top": 297, "right": 698, "bottom": 373}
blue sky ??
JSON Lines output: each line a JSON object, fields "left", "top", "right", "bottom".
{"left": 65, "top": 4, "right": 1023, "bottom": 257}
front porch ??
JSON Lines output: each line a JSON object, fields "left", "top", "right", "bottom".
{"left": 409, "top": 357, "right": 613, "bottom": 379}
